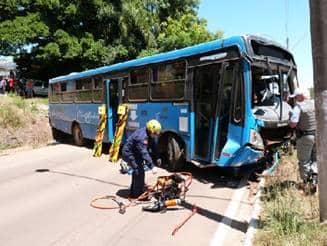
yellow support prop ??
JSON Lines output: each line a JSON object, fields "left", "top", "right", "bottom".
{"left": 109, "top": 104, "right": 129, "bottom": 162}
{"left": 93, "top": 104, "right": 107, "bottom": 157}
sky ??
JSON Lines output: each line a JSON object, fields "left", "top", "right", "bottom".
{"left": 198, "top": 0, "right": 313, "bottom": 90}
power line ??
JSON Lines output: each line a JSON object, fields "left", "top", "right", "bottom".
{"left": 291, "top": 32, "right": 308, "bottom": 50}
{"left": 285, "top": 0, "right": 289, "bottom": 49}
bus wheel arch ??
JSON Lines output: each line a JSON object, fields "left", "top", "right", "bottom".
{"left": 71, "top": 122, "right": 84, "bottom": 146}
{"left": 158, "top": 132, "right": 185, "bottom": 171}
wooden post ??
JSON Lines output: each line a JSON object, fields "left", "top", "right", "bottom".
{"left": 310, "top": 0, "right": 327, "bottom": 223}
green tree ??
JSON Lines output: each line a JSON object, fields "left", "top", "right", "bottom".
{"left": 0, "top": 0, "right": 222, "bottom": 80}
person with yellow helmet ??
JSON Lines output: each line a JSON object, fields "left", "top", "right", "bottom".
{"left": 121, "top": 119, "right": 162, "bottom": 198}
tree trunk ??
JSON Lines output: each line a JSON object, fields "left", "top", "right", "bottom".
{"left": 310, "top": 0, "right": 327, "bottom": 223}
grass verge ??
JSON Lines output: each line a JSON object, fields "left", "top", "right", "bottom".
{"left": 254, "top": 153, "right": 327, "bottom": 246}
{"left": 0, "top": 94, "right": 51, "bottom": 151}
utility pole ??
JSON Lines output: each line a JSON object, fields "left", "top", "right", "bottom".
{"left": 309, "top": 0, "right": 327, "bottom": 223}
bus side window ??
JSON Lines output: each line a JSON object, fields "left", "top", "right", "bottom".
{"left": 93, "top": 76, "right": 104, "bottom": 103}
{"left": 150, "top": 61, "right": 186, "bottom": 100}
{"left": 76, "top": 78, "right": 93, "bottom": 102}
{"left": 51, "top": 83, "right": 61, "bottom": 103}
{"left": 128, "top": 68, "right": 149, "bottom": 101}
{"left": 232, "top": 64, "right": 244, "bottom": 124}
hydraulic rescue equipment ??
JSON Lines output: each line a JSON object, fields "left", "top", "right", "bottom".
{"left": 90, "top": 172, "right": 195, "bottom": 235}
{"left": 142, "top": 173, "right": 189, "bottom": 212}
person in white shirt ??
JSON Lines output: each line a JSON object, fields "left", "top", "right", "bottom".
{"left": 289, "top": 88, "right": 317, "bottom": 192}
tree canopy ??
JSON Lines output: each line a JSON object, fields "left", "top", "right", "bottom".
{"left": 0, "top": 0, "right": 222, "bottom": 80}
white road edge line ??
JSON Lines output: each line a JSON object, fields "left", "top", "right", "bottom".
{"left": 243, "top": 177, "right": 265, "bottom": 246}
{"left": 210, "top": 176, "right": 249, "bottom": 246}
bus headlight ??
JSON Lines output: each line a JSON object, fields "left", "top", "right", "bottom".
{"left": 249, "top": 129, "right": 264, "bottom": 150}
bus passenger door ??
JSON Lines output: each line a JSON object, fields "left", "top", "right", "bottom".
{"left": 105, "top": 79, "right": 114, "bottom": 141}
{"left": 193, "top": 64, "right": 222, "bottom": 161}
{"left": 214, "top": 62, "right": 244, "bottom": 162}
{"left": 106, "top": 77, "right": 128, "bottom": 142}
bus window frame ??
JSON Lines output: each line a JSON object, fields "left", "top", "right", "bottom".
{"left": 149, "top": 59, "right": 187, "bottom": 102}
{"left": 75, "top": 77, "right": 93, "bottom": 103}
{"left": 60, "top": 80, "right": 76, "bottom": 103}
{"left": 127, "top": 67, "right": 150, "bottom": 102}
{"left": 92, "top": 76, "right": 105, "bottom": 103}
{"left": 50, "top": 82, "right": 61, "bottom": 103}
{"left": 231, "top": 62, "right": 245, "bottom": 125}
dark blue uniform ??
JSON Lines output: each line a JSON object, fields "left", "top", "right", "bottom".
{"left": 122, "top": 127, "right": 156, "bottom": 198}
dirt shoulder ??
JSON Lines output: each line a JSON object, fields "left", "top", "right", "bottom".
{"left": 0, "top": 94, "right": 52, "bottom": 153}
{"left": 254, "top": 152, "right": 327, "bottom": 245}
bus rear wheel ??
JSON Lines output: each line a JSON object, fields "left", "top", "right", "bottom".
{"left": 166, "top": 136, "right": 185, "bottom": 171}
{"left": 72, "top": 124, "right": 84, "bottom": 146}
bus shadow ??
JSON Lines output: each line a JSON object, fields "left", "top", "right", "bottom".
{"left": 35, "top": 169, "right": 128, "bottom": 188}
{"left": 177, "top": 164, "right": 248, "bottom": 189}
{"left": 182, "top": 200, "right": 249, "bottom": 233}
{"left": 50, "top": 136, "right": 111, "bottom": 155}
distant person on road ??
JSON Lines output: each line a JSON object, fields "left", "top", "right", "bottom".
{"left": 289, "top": 88, "right": 317, "bottom": 193}
{"left": 121, "top": 119, "right": 161, "bottom": 198}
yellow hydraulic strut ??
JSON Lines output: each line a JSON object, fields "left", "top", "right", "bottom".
{"left": 109, "top": 104, "right": 129, "bottom": 162}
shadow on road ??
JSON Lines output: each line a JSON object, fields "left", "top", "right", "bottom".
{"left": 180, "top": 164, "right": 244, "bottom": 189}
{"left": 115, "top": 188, "right": 130, "bottom": 199}
{"left": 35, "top": 169, "right": 128, "bottom": 188}
{"left": 51, "top": 136, "right": 111, "bottom": 155}
{"left": 182, "top": 200, "right": 249, "bottom": 233}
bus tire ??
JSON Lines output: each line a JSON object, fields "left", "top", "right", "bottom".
{"left": 167, "top": 136, "right": 185, "bottom": 171}
{"left": 72, "top": 124, "right": 84, "bottom": 146}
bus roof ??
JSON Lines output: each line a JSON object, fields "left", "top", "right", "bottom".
{"left": 49, "top": 35, "right": 292, "bottom": 84}
{"left": 49, "top": 35, "right": 248, "bottom": 84}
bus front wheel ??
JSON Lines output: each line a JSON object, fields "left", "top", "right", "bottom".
{"left": 166, "top": 136, "right": 185, "bottom": 171}
{"left": 72, "top": 124, "right": 84, "bottom": 146}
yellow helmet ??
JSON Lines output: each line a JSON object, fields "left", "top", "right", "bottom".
{"left": 146, "top": 119, "right": 162, "bottom": 134}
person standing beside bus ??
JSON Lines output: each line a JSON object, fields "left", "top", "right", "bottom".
{"left": 122, "top": 119, "right": 161, "bottom": 198}
{"left": 289, "top": 88, "right": 317, "bottom": 192}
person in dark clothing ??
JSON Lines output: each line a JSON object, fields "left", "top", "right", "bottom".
{"left": 122, "top": 119, "right": 161, "bottom": 198}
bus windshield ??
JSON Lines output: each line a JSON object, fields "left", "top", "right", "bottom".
{"left": 251, "top": 64, "right": 296, "bottom": 127}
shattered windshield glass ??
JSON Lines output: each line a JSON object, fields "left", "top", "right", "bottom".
{"left": 251, "top": 65, "right": 296, "bottom": 127}
{"left": 253, "top": 74, "right": 280, "bottom": 107}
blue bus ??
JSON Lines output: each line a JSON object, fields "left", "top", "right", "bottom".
{"left": 49, "top": 35, "right": 297, "bottom": 171}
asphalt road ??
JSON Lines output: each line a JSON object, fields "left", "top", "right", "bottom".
{"left": 0, "top": 144, "right": 256, "bottom": 246}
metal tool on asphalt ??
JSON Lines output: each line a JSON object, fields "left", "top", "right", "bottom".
{"left": 171, "top": 205, "right": 198, "bottom": 236}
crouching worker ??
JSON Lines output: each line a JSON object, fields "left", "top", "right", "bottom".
{"left": 122, "top": 119, "right": 161, "bottom": 198}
